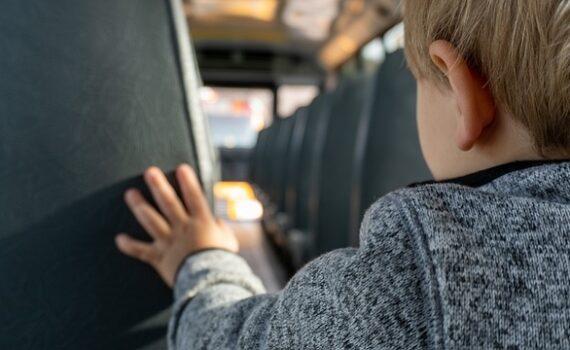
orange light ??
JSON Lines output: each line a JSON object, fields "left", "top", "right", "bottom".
{"left": 214, "top": 182, "right": 263, "bottom": 221}
{"left": 232, "top": 100, "right": 251, "bottom": 115}
{"left": 189, "top": 0, "right": 279, "bottom": 22}
{"left": 214, "top": 181, "right": 256, "bottom": 201}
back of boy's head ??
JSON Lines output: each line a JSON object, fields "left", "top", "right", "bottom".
{"left": 403, "top": 0, "right": 570, "bottom": 156}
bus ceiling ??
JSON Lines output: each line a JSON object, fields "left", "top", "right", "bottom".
{"left": 184, "top": 0, "right": 402, "bottom": 84}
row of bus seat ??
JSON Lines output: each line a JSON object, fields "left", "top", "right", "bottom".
{"left": 250, "top": 50, "right": 432, "bottom": 267}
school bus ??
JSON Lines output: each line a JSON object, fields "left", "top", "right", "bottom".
{"left": 0, "top": 0, "right": 431, "bottom": 348}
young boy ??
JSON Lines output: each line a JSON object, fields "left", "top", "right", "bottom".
{"left": 116, "top": 0, "right": 570, "bottom": 348}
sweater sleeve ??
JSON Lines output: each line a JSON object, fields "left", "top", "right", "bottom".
{"left": 168, "top": 197, "right": 429, "bottom": 350}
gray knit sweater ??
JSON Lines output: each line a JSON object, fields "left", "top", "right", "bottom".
{"left": 168, "top": 161, "right": 570, "bottom": 349}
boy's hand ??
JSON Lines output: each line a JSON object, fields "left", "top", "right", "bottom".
{"left": 115, "top": 164, "right": 239, "bottom": 287}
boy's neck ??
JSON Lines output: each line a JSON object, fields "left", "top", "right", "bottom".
{"left": 434, "top": 113, "right": 543, "bottom": 181}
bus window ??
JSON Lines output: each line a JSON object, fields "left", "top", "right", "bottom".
{"left": 383, "top": 22, "right": 405, "bottom": 53}
{"left": 360, "top": 37, "right": 385, "bottom": 72}
{"left": 201, "top": 86, "right": 274, "bottom": 149}
{"left": 277, "top": 85, "right": 319, "bottom": 117}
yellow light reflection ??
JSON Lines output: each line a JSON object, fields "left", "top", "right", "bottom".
{"left": 227, "top": 199, "right": 263, "bottom": 221}
{"left": 189, "top": 0, "right": 279, "bottom": 22}
{"left": 214, "top": 182, "right": 263, "bottom": 221}
{"left": 215, "top": 181, "right": 256, "bottom": 200}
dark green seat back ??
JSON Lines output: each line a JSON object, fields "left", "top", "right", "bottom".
{"left": 294, "top": 94, "right": 332, "bottom": 232}
{"left": 284, "top": 107, "right": 309, "bottom": 222}
{"left": 313, "top": 75, "right": 374, "bottom": 254}
{"left": 270, "top": 115, "right": 296, "bottom": 210}
{"left": 0, "top": 1, "right": 214, "bottom": 348}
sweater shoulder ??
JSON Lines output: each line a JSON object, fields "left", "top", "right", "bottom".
{"left": 372, "top": 175, "right": 570, "bottom": 349}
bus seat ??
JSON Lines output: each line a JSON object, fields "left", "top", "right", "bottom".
{"left": 293, "top": 94, "right": 333, "bottom": 235}
{"left": 284, "top": 94, "right": 332, "bottom": 266}
{"left": 284, "top": 106, "right": 309, "bottom": 224}
{"left": 272, "top": 114, "right": 297, "bottom": 213}
{"left": 261, "top": 112, "right": 296, "bottom": 245}
{"left": 257, "top": 121, "right": 278, "bottom": 197}
{"left": 250, "top": 128, "right": 268, "bottom": 185}
{"left": 219, "top": 147, "right": 251, "bottom": 181}
{"left": 350, "top": 50, "right": 432, "bottom": 244}
{"left": 312, "top": 75, "right": 375, "bottom": 255}
{"left": 0, "top": 0, "right": 214, "bottom": 348}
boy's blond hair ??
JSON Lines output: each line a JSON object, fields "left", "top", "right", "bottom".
{"left": 404, "top": 0, "right": 570, "bottom": 155}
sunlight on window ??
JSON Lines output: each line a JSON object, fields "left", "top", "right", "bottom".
{"left": 214, "top": 182, "right": 263, "bottom": 221}
{"left": 277, "top": 85, "right": 318, "bottom": 117}
{"left": 201, "top": 87, "right": 273, "bottom": 149}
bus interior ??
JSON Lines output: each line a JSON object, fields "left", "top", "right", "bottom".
{"left": 1, "top": 0, "right": 433, "bottom": 348}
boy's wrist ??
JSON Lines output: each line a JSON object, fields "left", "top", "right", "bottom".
{"left": 173, "top": 247, "right": 239, "bottom": 287}
{"left": 172, "top": 249, "right": 255, "bottom": 301}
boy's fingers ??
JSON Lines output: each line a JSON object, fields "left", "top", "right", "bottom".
{"left": 176, "top": 164, "right": 211, "bottom": 219}
{"left": 144, "top": 167, "right": 188, "bottom": 224}
{"left": 124, "top": 189, "right": 171, "bottom": 240}
{"left": 115, "top": 234, "right": 157, "bottom": 264}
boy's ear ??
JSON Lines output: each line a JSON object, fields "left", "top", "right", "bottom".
{"left": 428, "top": 40, "right": 496, "bottom": 151}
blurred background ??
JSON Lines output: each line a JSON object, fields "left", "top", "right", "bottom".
{"left": 0, "top": 1, "right": 433, "bottom": 348}
{"left": 190, "top": 0, "right": 405, "bottom": 222}
{"left": 183, "top": 0, "right": 430, "bottom": 296}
